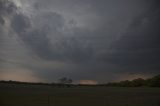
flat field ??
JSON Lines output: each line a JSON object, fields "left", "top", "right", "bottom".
{"left": 0, "top": 84, "right": 160, "bottom": 106}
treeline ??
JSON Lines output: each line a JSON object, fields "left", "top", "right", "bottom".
{"left": 0, "top": 77, "right": 73, "bottom": 87}
{"left": 0, "top": 74, "right": 160, "bottom": 87}
{"left": 101, "top": 74, "right": 160, "bottom": 87}
{"left": 0, "top": 80, "right": 76, "bottom": 88}
{"left": 0, "top": 80, "right": 51, "bottom": 85}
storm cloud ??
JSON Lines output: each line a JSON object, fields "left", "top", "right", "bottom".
{"left": 0, "top": 0, "right": 160, "bottom": 83}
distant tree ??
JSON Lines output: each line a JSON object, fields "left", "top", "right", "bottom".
{"left": 67, "top": 78, "right": 73, "bottom": 84}
{"left": 59, "top": 77, "right": 67, "bottom": 84}
{"left": 105, "top": 75, "right": 160, "bottom": 87}
{"left": 106, "top": 78, "right": 148, "bottom": 87}
{"left": 59, "top": 77, "right": 73, "bottom": 84}
{"left": 148, "top": 75, "right": 160, "bottom": 87}
{"left": 119, "top": 80, "right": 132, "bottom": 87}
{"left": 131, "top": 78, "right": 145, "bottom": 87}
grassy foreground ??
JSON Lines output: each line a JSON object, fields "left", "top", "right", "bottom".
{"left": 0, "top": 84, "right": 160, "bottom": 106}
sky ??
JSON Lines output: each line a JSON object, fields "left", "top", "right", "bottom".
{"left": 0, "top": 0, "right": 160, "bottom": 84}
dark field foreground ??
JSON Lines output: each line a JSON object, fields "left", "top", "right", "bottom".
{"left": 0, "top": 84, "right": 160, "bottom": 106}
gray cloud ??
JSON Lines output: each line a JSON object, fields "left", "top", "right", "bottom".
{"left": 0, "top": 0, "right": 160, "bottom": 83}
{"left": 106, "top": 0, "right": 160, "bottom": 71}
{"left": 0, "top": 16, "right": 4, "bottom": 25}
{"left": 0, "top": 0, "right": 17, "bottom": 14}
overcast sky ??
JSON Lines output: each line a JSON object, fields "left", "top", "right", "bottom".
{"left": 0, "top": 0, "right": 160, "bottom": 83}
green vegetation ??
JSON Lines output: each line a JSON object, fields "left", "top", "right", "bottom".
{"left": 104, "top": 74, "right": 160, "bottom": 87}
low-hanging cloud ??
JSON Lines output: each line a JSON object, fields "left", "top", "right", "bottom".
{"left": 0, "top": 0, "right": 160, "bottom": 83}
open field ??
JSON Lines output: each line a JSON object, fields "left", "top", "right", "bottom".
{"left": 0, "top": 84, "right": 160, "bottom": 106}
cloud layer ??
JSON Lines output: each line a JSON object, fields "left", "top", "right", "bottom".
{"left": 0, "top": 0, "right": 160, "bottom": 83}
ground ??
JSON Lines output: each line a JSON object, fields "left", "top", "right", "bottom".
{"left": 0, "top": 84, "right": 160, "bottom": 106}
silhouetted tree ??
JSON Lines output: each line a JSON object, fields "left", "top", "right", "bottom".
{"left": 148, "top": 75, "right": 160, "bottom": 87}
{"left": 59, "top": 77, "right": 73, "bottom": 84}
{"left": 119, "top": 80, "right": 132, "bottom": 87}
{"left": 131, "top": 78, "right": 145, "bottom": 87}
{"left": 105, "top": 75, "right": 160, "bottom": 87}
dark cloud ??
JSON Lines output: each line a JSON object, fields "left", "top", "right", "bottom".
{"left": 0, "top": 16, "right": 4, "bottom": 25}
{"left": 103, "top": 0, "right": 160, "bottom": 73}
{"left": 11, "top": 14, "right": 30, "bottom": 33}
{"left": 0, "top": 0, "right": 17, "bottom": 15}
{"left": 9, "top": 5, "right": 94, "bottom": 62}
{"left": 0, "top": 0, "right": 160, "bottom": 82}
{"left": 0, "top": 0, "right": 16, "bottom": 25}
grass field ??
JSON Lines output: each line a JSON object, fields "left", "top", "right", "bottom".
{"left": 0, "top": 84, "right": 160, "bottom": 106}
